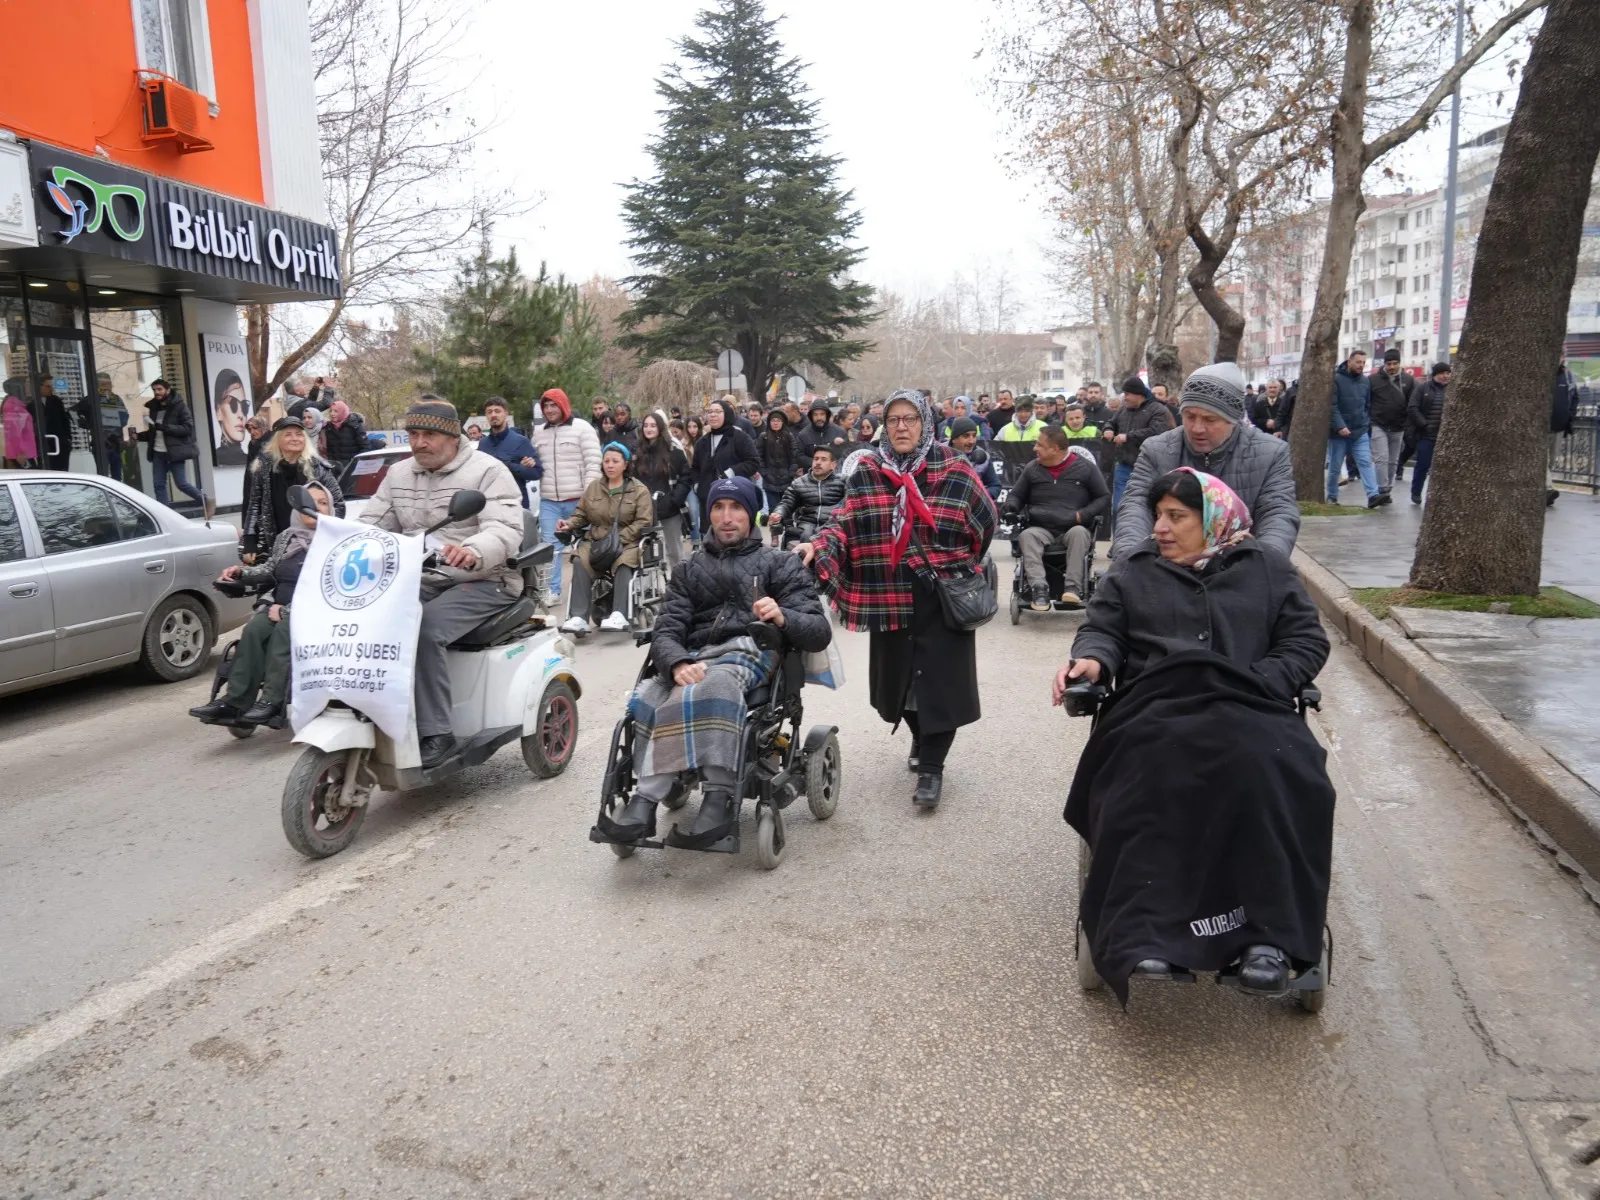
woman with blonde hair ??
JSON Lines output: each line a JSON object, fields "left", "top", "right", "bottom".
{"left": 241, "top": 415, "right": 345, "bottom": 562}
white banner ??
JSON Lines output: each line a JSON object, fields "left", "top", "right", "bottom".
{"left": 289, "top": 513, "right": 423, "bottom": 740}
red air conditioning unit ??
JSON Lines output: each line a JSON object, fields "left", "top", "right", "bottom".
{"left": 138, "top": 72, "right": 214, "bottom": 153}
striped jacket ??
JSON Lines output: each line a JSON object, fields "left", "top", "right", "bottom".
{"left": 812, "top": 444, "right": 997, "bottom": 633}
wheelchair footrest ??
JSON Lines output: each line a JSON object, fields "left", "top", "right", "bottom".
{"left": 662, "top": 821, "right": 740, "bottom": 853}
{"left": 588, "top": 824, "right": 666, "bottom": 851}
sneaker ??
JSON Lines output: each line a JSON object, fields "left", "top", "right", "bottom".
{"left": 1376, "top": 493, "right": 1393, "bottom": 507}
{"left": 599, "top": 612, "right": 629, "bottom": 632}
{"left": 1030, "top": 585, "right": 1050, "bottom": 612}
{"left": 1060, "top": 590, "right": 1082, "bottom": 608}
{"left": 1367, "top": 494, "right": 1384, "bottom": 509}
{"left": 560, "top": 616, "right": 588, "bottom": 634}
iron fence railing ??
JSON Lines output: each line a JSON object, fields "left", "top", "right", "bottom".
{"left": 1550, "top": 391, "right": 1599, "bottom": 494}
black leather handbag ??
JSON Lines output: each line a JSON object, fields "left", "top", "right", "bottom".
{"left": 912, "top": 527, "right": 997, "bottom": 632}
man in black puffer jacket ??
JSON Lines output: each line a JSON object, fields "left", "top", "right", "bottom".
{"left": 769, "top": 444, "right": 847, "bottom": 543}
{"left": 607, "top": 477, "right": 831, "bottom": 847}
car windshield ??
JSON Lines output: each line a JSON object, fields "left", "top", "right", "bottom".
{"left": 345, "top": 453, "right": 409, "bottom": 498}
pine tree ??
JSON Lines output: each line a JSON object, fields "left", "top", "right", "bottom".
{"left": 620, "top": 0, "right": 875, "bottom": 395}
{"left": 416, "top": 235, "right": 591, "bottom": 424}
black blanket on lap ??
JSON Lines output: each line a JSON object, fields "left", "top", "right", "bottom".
{"left": 1064, "top": 651, "right": 1335, "bottom": 1006}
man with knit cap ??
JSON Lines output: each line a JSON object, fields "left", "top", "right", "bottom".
{"left": 530, "top": 387, "right": 602, "bottom": 600}
{"left": 1113, "top": 361, "right": 1300, "bottom": 559}
{"left": 599, "top": 475, "right": 830, "bottom": 851}
{"left": 1104, "top": 374, "right": 1174, "bottom": 519}
{"left": 360, "top": 395, "right": 526, "bottom": 767}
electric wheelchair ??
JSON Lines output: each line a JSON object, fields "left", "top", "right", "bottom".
{"left": 588, "top": 621, "right": 843, "bottom": 870}
{"left": 555, "top": 523, "right": 671, "bottom": 635}
{"left": 1062, "top": 676, "right": 1330, "bottom": 1012}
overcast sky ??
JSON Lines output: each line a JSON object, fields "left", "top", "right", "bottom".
{"left": 456, "top": 0, "right": 1536, "bottom": 333}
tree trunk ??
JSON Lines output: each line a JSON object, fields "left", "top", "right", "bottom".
{"left": 1188, "top": 252, "right": 1245, "bottom": 363}
{"left": 246, "top": 304, "right": 271, "bottom": 403}
{"left": 1409, "top": 0, "right": 1600, "bottom": 595}
{"left": 1290, "top": 0, "right": 1373, "bottom": 500}
{"left": 1146, "top": 342, "right": 1183, "bottom": 394}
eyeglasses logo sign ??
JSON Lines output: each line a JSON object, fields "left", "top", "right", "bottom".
{"left": 43, "top": 168, "right": 148, "bottom": 244}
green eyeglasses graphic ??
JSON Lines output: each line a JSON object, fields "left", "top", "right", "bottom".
{"left": 44, "top": 167, "right": 148, "bottom": 244}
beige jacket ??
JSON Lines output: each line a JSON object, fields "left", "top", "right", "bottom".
{"left": 359, "top": 435, "right": 525, "bottom": 594}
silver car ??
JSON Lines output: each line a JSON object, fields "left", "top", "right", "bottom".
{"left": 0, "top": 471, "right": 253, "bottom": 698}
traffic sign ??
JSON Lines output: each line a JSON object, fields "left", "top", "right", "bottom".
{"left": 785, "top": 375, "right": 806, "bottom": 403}
{"left": 716, "top": 348, "right": 743, "bottom": 377}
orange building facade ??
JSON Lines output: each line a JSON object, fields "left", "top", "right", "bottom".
{"left": 0, "top": 0, "right": 337, "bottom": 510}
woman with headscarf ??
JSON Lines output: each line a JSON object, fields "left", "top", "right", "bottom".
{"left": 191, "top": 482, "right": 335, "bottom": 727}
{"left": 689, "top": 398, "right": 760, "bottom": 526}
{"left": 241, "top": 416, "right": 345, "bottom": 562}
{"left": 322, "top": 399, "right": 368, "bottom": 472}
{"left": 558, "top": 442, "right": 655, "bottom": 633}
{"left": 794, "top": 390, "right": 996, "bottom": 809}
{"left": 1052, "top": 468, "right": 1333, "bottom": 1005}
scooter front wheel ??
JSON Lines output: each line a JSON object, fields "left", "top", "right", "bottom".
{"left": 522, "top": 680, "right": 579, "bottom": 778}
{"left": 282, "top": 747, "right": 367, "bottom": 858}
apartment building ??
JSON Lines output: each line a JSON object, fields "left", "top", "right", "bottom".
{"left": 0, "top": 0, "right": 335, "bottom": 510}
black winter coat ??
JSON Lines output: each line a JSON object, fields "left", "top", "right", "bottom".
{"left": 796, "top": 419, "right": 848, "bottom": 462}
{"left": 1007, "top": 455, "right": 1109, "bottom": 532}
{"left": 759, "top": 428, "right": 803, "bottom": 483}
{"left": 138, "top": 394, "right": 199, "bottom": 462}
{"left": 1250, "top": 392, "right": 1294, "bottom": 435}
{"left": 649, "top": 533, "right": 831, "bottom": 682}
{"left": 773, "top": 471, "right": 847, "bottom": 529}
{"left": 1368, "top": 369, "right": 1415, "bottom": 431}
{"left": 322, "top": 412, "right": 368, "bottom": 465}
{"left": 1552, "top": 365, "right": 1580, "bottom": 435}
{"left": 1407, "top": 379, "right": 1447, "bottom": 440}
{"left": 1108, "top": 398, "right": 1174, "bottom": 467}
{"left": 691, "top": 427, "right": 761, "bottom": 515}
{"left": 1071, "top": 538, "right": 1329, "bottom": 704}
{"left": 242, "top": 455, "right": 346, "bottom": 556}
{"left": 634, "top": 443, "right": 690, "bottom": 518}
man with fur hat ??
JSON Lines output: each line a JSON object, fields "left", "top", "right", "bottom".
{"left": 599, "top": 475, "right": 831, "bottom": 850}
{"left": 359, "top": 395, "right": 526, "bottom": 768}
{"left": 1113, "top": 362, "right": 1301, "bottom": 558}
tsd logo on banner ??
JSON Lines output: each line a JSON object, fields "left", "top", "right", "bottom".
{"left": 321, "top": 530, "right": 401, "bottom": 611}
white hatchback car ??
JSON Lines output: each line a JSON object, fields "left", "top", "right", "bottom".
{"left": 0, "top": 471, "right": 253, "bottom": 699}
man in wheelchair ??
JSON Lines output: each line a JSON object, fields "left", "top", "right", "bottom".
{"left": 1005, "top": 424, "right": 1109, "bottom": 610}
{"left": 1051, "top": 469, "right": 1333, "bottom": 1006}
{"left": 601, "top": 477, "right": 832, "bottom": 848}
{"left": 767, "top": 444, "right": 846, "bottom": 547}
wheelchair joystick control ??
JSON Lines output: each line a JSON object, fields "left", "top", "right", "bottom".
{"left": 1063, "top": 677, "right": 1108, "bottom": 718}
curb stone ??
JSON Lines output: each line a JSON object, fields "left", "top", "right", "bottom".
{"left": 1292, "top": 549, "right": 1600, "bottom": 885}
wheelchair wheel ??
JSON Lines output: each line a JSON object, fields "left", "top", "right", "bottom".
{"left": 228, "top": 723, "right": 256, "bottom": 740}
{"left": 610, "top": 840, "right": 636, "bottom": 859}
{"left": 1297, "top": 930, "right": 1331, "bottom": 1013}
{"left": 805, "top": 732, "right": 842, "bottom": 820}
{"left": 1076, "top": 838, "right": 1102, "bottom": 990}
{"left": 1009, "top": 587, "right": 1021, "bottom": 625}
{"left": 755, "top": 807, "right": 783, "bottom": 870}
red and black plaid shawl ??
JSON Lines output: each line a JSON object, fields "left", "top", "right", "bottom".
{"left": 813, "top": 443, "right": 997, "bottom": 632}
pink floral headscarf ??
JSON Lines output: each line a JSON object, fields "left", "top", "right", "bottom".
{"left": 1172, "top": 467, "right": 1252, "bottom": 567}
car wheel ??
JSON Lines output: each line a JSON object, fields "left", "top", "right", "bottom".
{"left": 141, "top": 593, "right": 214, "bottom": 682}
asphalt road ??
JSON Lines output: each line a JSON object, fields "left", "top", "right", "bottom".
{"left": 2, "top": 584, "right": 1597, "bottom": 1199}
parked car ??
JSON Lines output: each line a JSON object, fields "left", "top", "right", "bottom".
{"left": 0, "top": 471, "right": 253, "bottom": 699}
{"left": 336, "top": 447, "right": 414, "bottom": 523}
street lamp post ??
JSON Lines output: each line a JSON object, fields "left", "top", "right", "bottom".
{"left": 1436, "top": 0, "right": 1466, "bottom": 361}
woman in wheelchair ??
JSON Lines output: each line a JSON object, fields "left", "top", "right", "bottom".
{"left": 602, "top": 477, "right": 831, "bottom": 849}
{"left": 557, "top": 442, "right": 655, "bottom": 633}
{"left": 190, "top": 482, "right": 334, "bottom": 726}
{"left": 1051, "top": 468, "right": 1334, "bottom": 1005}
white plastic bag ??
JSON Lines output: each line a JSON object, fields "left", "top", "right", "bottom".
{"left": 803, "top": 640, "right": 846, "bottom": 690}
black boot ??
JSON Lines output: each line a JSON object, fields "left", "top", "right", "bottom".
{"left": 913, "top": 771, "right": 942, "bottom": 808}
{"left": 604, "top": 795, "right": 657, "bottom": 841}
{"left": 668, "top": 789, "right": 738, "bottom": 849}
{"left": 241, "top": 699, "right": 282, "bottom": 725}
{"left": 418, "top": 733, "right": 457, "bottom": 769}
{"left": 190, "top": 699, "right": 242, "bottom": 722}
{"left": 1236, "top": 944, "right": 1290, "bottom": 997}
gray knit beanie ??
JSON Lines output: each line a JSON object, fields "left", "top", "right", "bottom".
{"left": 1178, "top": 362, "right": 1247, "bottom": 424}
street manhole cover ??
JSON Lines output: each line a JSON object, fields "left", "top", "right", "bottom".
{"left": 1512, "top": 1100, "right": 1600, "bottom": 1200}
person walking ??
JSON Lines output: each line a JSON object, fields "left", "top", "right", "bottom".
{"left": 794, "top": 390, "right": 997, "bottom": 811}
{"left": 1105, "top": 375, "right": 1174, "bottom": 518}
{"left": 137, "top": 379, "right": 211, "bottom": 516}
{"left": 1549, "top": 354, "right": 1580, "bottom": 506}
{"left": 476, "top": 396, "right": 541, "bottom": 509}
{"left": 1326, "top": 350, "right": 1385, "bottom": 508}
{"left": 530, "top": 387, "right": 602, "bottom": 600}
{"left": 758, "top": 408, "right": 801, "bottom": 543}
{"left": 634, "top": 409, "right": 691, "bottom": 569}
{"left": 321, "top": 399, "right": 368, "bottom": 475}
{"left": 690, "top": 398, "right": 761, "bottom": 522}
{"left": 1368, "top": 349, "right": 1414, "bottom": 498}
{"left": 1250, "top": 378, "right": 1293, "bottom": 439}
{"left": 1406, "top": 362, "right": 1451, "bottom": 505}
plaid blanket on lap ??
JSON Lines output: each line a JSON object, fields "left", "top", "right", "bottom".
{"left": 813, "top": 443, "right": 997, "bottom": 633}
{"left": 629, "top": 637, "right": 778, "bottom": 777}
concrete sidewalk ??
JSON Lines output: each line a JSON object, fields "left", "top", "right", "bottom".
{"left": 1295, "top": 488, "right": 1600, "bottom": 880}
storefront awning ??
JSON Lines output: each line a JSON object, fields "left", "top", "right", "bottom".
{"left": 0, "top": 141, "right": 342, "bottom": 306}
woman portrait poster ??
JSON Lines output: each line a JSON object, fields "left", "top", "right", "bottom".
{"left": 212, "top": 367, "right": 252, "bottom": 466}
